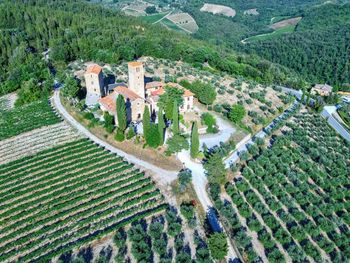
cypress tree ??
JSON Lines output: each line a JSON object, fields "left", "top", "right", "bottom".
{"left": 143, "top": 105, "right": 151, "bottom": 142}
{"left": 116, "top": 94, "right": 126, "bottom": 132}
{"left": 172, "top": 100, "right": 179, "bottom": 135}
{"left": 190, "top": 122, "right": 199, "bottom": 158}
{"left": 158, "top": 106, "right": 166, "bottom": 145}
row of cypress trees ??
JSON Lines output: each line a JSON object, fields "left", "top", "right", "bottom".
{"left": 114, "top": 94, "right": 200, "bottom": 158}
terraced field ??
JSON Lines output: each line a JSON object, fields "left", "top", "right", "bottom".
{"left": 0, "top": 139, "right": 165, "bottom": 262}
{"left": 0, "top": 99, "right": 61, "bottom": 140}
{"left": 219, "top": 113, "right": 350, "bottom": 262}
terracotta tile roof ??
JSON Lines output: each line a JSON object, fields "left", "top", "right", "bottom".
{"left": 183, "top": 89, "right": 194, "bottom": 97}
{"left": 151, "top": 87, "right": 165, "bottom": 96}
{"left": 86, "top": 64, "right": 102, "bottom": 74}
{"left": 114, "top": 86, "right": 141, "bottom": 101}
{"left": 99, "top": 94, "right": 116, "bottom": 113}
{"left": 128, "top": 61, "right": 143, "bottom": 67}
{"left": 145, "top": 81, "right": 164, "bottom": 90}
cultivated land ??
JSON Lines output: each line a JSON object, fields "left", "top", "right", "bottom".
{"left": 242, "top": 17, "right": 302, "bottom": 43}
{"left": 200, "top": 3, "right": 236, "bottom": 17}
{"left": 221, "top": 112, "right": 350, "bottom": 262}
{"left": 0, "top": 138, "right": 165, "bottom": 262}
{"left": 0, "top": 121, "right": 80, "bottom": 164}
{"left": 165, "top": 12, "right": 199, "bottom": 33}
{"left": 0, "top": 99, "right": 61, "bottom": 140}
{"left": 270, "top": 17, "right": 302, "bottom": 30}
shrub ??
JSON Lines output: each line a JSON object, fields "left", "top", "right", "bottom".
{"left": 115, "top": 128, "right": 125, "bottom": 142}
{"left": 166, "top": 134, "right": 189, "bottom": 155}
{"left": 201, "top": 112, "right": 218, "bottom": 134}
{"left": 126, "top": 127, "right": 136, "bottom": 140}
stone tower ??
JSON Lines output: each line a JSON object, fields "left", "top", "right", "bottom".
{"left": 84, "top": 64, "right": 104, "bottom": 106}
{"left": 128, "top": 61, "right": 145, "bottom": 99}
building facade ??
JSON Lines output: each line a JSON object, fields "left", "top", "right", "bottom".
{"left": 84, "top": 64, "right": 104, "bottom": 106}
{"left": 94, "top": 61, "right": 194, "bottom": 124}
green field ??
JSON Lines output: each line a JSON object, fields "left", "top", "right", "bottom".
{"left": 0, "top": 99, "right": 61, "bottom": 141}
{"left": 244, "top": 25, "right": 296, "bottom": 43}
{"left": 161, "top": 18, "right": 185, "bottom": 33}
{"left": 0, "top": 139, "right": 165, "bottom": 262}
{"left": 141, "top": 12, "right": 169, "bottom": 23}
{"left": 271, "top": 16, "right": 291, "bottom": 24}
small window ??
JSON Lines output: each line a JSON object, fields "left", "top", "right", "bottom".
{"left": 136, "top": 68, "right": 140, "bottom": 73}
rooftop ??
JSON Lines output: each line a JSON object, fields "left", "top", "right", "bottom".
{"left": 114, "top": 86, "right": 142, "bottom": 101}
{"left": 86, "top": 64, "right": 102, "bottom": 75}
{"left": 99, "top": 94, "right": 116, "bottom": 113}
{"left": 145, "top": 81, "right": 164, "bottom": 90}
{"left": 128, "top": 61, "right": 143, "bottom": 67}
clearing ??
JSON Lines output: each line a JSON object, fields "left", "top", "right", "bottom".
{"left": 244, "top": 9, "right": 259, "bottom": 15}
{"left": 165, "top": 12, "right": 199, "bottom": 34}
{"left": 200, "top": 3, "right": 236, "bottom": 17}
{"left": 270, "top": 17, "right": 302, "bottom": 30}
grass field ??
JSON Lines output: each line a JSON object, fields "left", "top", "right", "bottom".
{"left": 0, "top": 99, "right": 61, "bottom": 141}
{"left": 140, "top": 12, "right": 169, "bottom": 23}
{"left": 0, "top": 139, "right": 165, "bottom": 262}
{"left": 161, "top": 18, "right": 185, "bottom": 33}
{"left": 244, "top": 25, "right": 296, "bottom": 43}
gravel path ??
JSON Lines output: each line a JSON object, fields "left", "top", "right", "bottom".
{"left": 52, "top": 90, "right": 177, "bottom": 184}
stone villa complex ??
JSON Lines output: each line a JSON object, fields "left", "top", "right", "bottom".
{"left": 84, "top": 62, "right": 194, "bottom": 124}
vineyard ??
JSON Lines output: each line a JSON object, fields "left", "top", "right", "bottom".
{"left": 0, "top": 121, "right": 80, "bottom": 164}
{"left": 213, "top": 112, "right": 350, "bottom": 262}
{"left": 0, "top": 99, "right": 61, "bottom": 141}
{"left": 0, "top": 139, "right": 165, "bottom": 262}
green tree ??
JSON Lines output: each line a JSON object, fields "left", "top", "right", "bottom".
{"left": 204, "top": 152, "right": 226, "bottom": 185}
{"left": 208, "top": 233, "right": 228, "bottom": 260}
{"left": 158, "top": 86, "right": 183, "bottom": 119}
{"left": 116, "top": 94, "right": 126, "bottom": 132}
{"left": 166, "top": 134, "right": 189, "bottom": 155}
{"left": 145, "top": 6, "right": 157, "bottom": 14}
{"left": 189, "top": 80, "right": 217, "bottom": 105}
{"left": 147, "top": 123, "right": 160, "bottom": 148}
{"left": 158, "top": 106, "right": 165, "bottom": 145}
{"left": 178, "top": 169, "right": 192, "bottom": 192}
{"left": 143, "top": 105, "right": 151, "bottom": 144}
{"left": 62, "top": 76, "right": 80, "bottom": 99}
{"left": 104, "top": 111, "right": 114, "bottom": 133}
{"left": 229, "top": 104, "right": 246, "bottom": 123}
{"left": 190, "top": 122, "right": 199, "bottom": 158}
{"left": 172, "top": 100, "right": 179, "bottom": 135}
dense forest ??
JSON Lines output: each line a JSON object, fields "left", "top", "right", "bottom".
{"left": 0, "top": 0, "right": 303, "bottom": 100}
{"left": 180, "top": 0, "right": 350, "bottom": 88}
{"left": 244, "top": 3, "right": 350, "bottom": 88}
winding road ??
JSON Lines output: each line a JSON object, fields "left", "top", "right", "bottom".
{"left": 53, "top": 90, "right": 239, "bottom": 261}
{"left": 52, "top": 90, "right": 177, "bottom": 185}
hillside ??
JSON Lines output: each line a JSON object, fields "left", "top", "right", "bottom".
{"left": 243, "top": 3, "right": 350, "bottom": 88}
{"left": 0, "top": 0, "right": 303, "bottom": 102}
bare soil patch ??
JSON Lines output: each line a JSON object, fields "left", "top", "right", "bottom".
{"left": 200, "top": 3, "right": 236, "bottom": 17}
{"left": 270, "top": 17, "right": 302, "bottom": 30}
